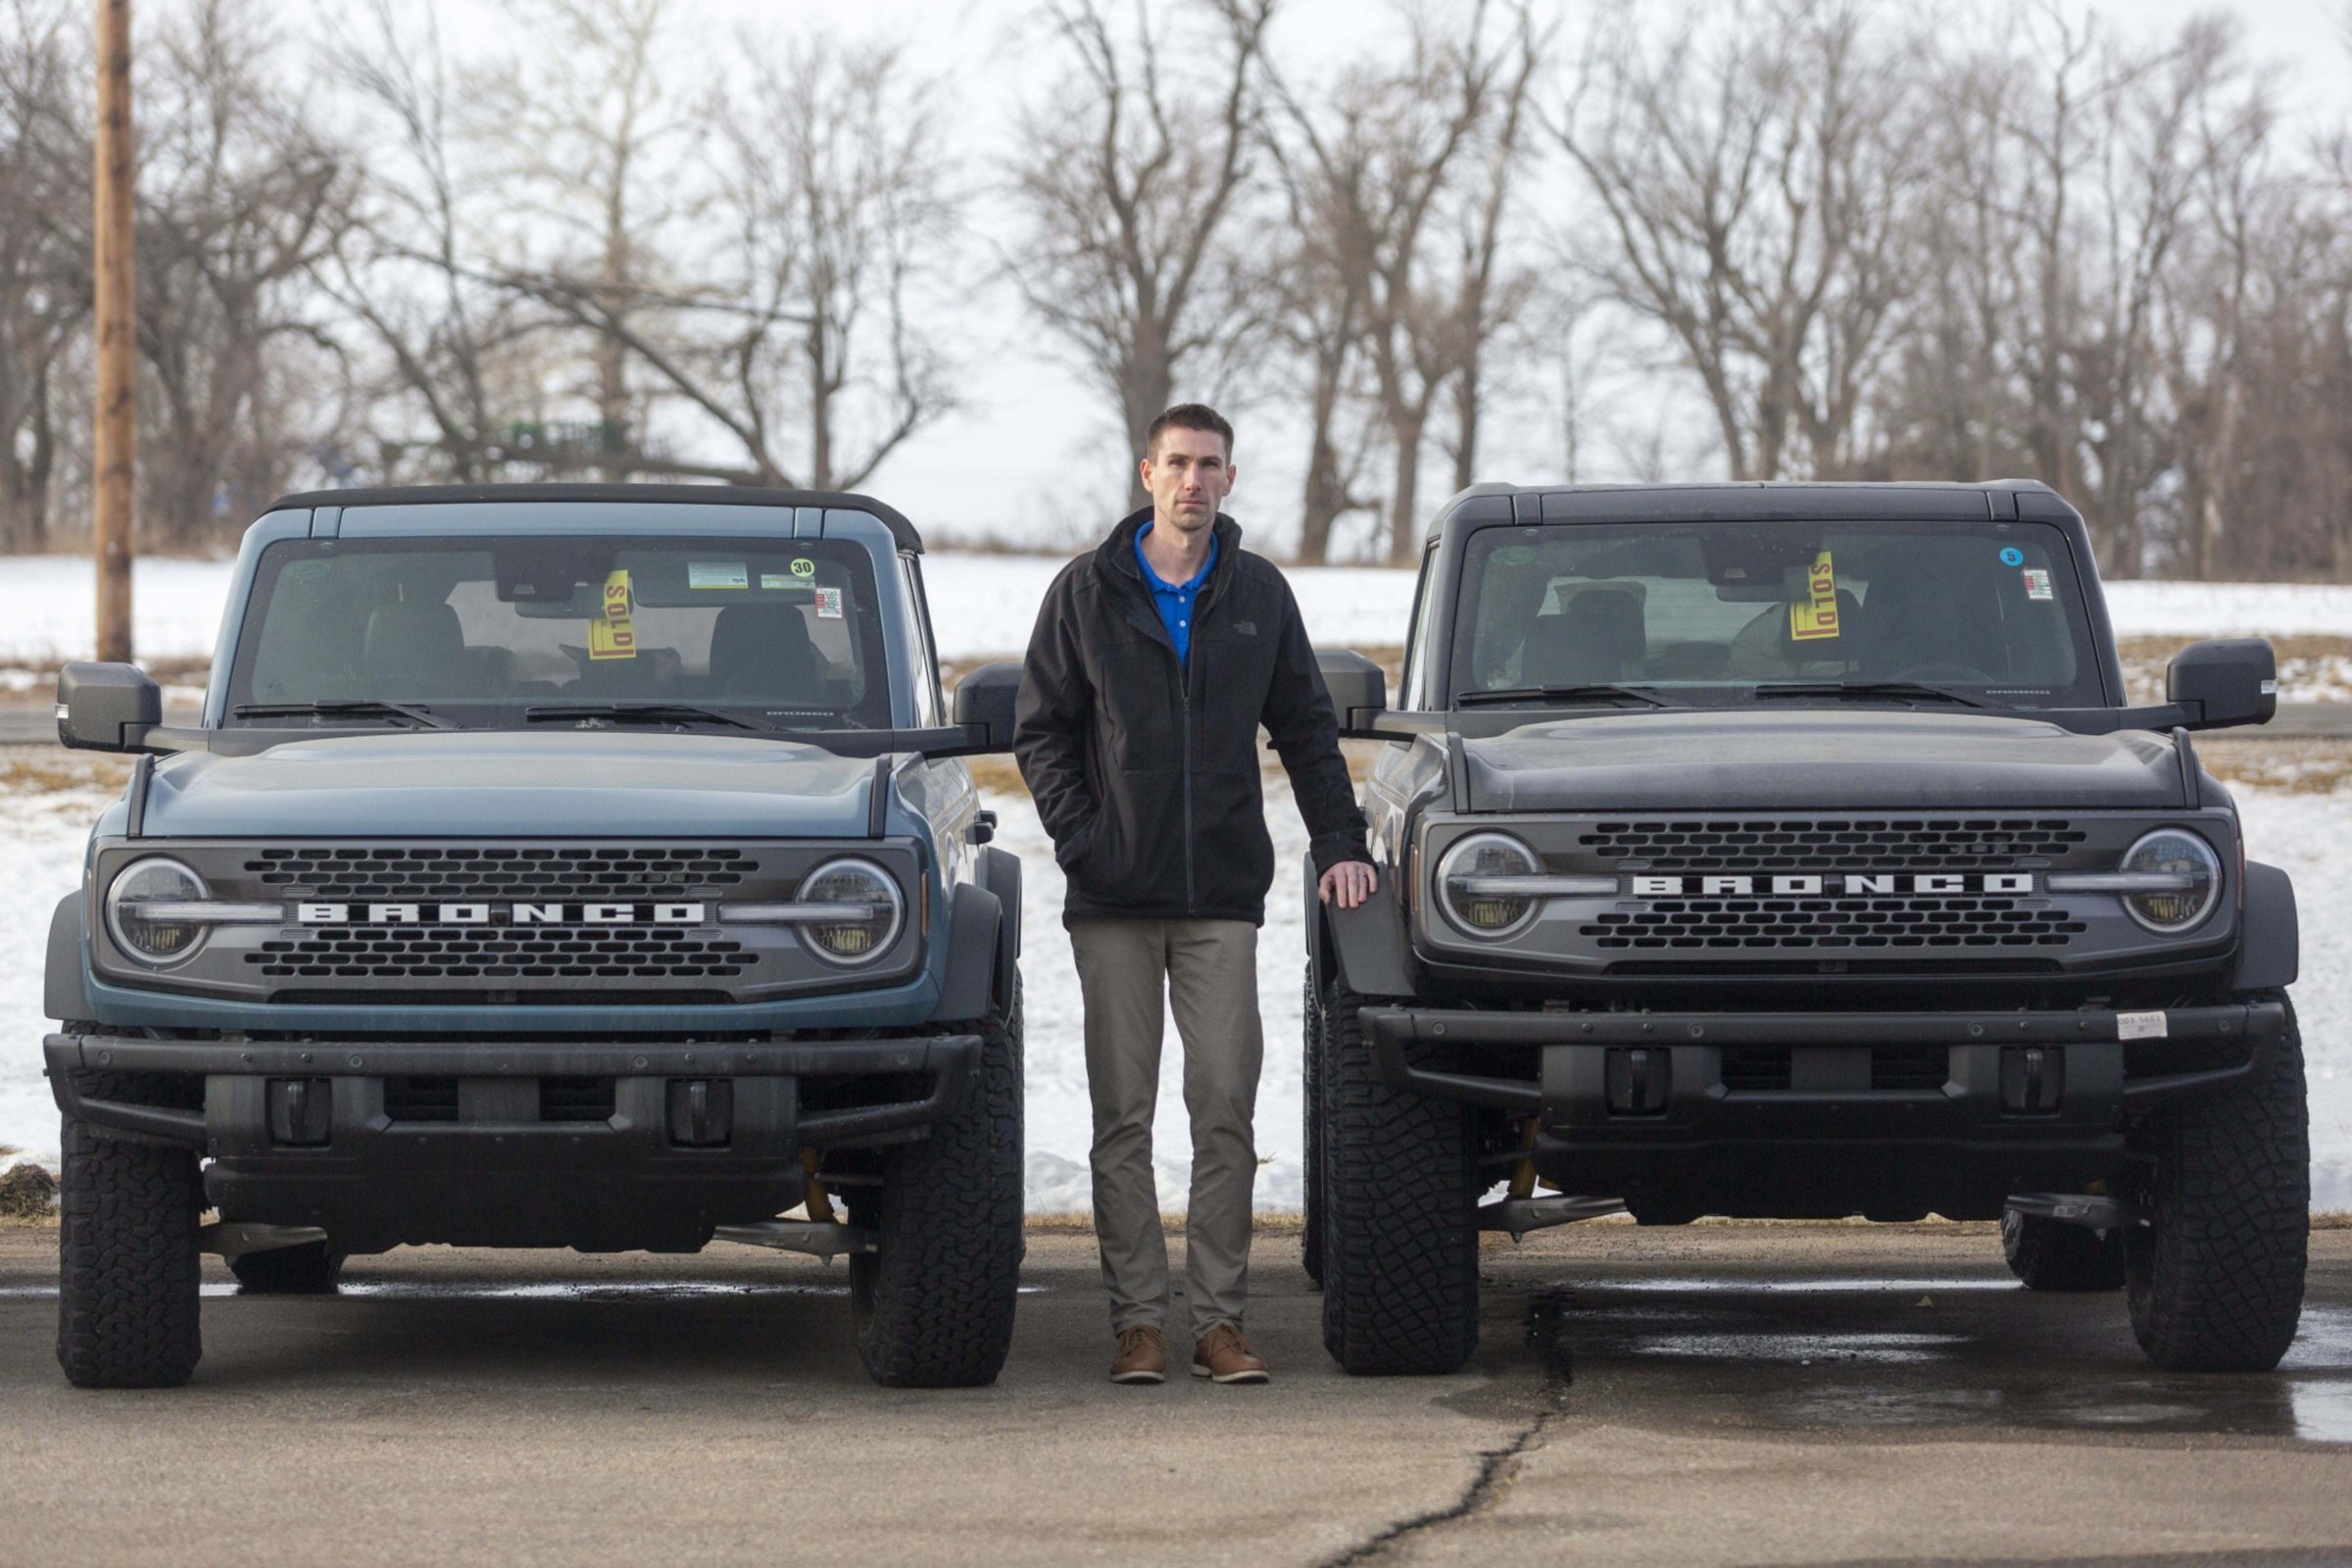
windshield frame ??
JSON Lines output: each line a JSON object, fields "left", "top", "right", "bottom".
{"left": 220, "top": 531, "right": 904, "bottom": 733}
{"left": 1443, "top": 516, "right": 2112, "bottom": 713}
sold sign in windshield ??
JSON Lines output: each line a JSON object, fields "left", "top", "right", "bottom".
{"left": 1789, "top": 550, "right": 1840, "bottom": 641}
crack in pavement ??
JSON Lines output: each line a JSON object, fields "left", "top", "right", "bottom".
{"left": 1317, "top": 1403, "right": 1561, "bottom": 1566}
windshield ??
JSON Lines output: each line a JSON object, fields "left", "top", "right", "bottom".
{"left": 1450, "top": 520, "right": 2103, "bottom": 709}
{"left": 225, "top": 535, "right": 894, "bottom": 729}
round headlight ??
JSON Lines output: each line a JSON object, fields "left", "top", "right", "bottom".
{"left": 105, "top": 857, "right": 210, "bottom": 965}
{"left": 798, "top": 858, "right": 904, "bottom": 964}
{"left": 2120, "top": 829, "right": 2221, "bottom": 932}
{"left": 1436, "top": 833, "right": 1543, "bottom": 939}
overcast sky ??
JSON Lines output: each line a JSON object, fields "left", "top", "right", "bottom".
{"left": 422, "top": 0, "right": 2352, "bottom": 556}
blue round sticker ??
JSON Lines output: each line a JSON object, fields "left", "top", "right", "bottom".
{"left": 1998, "top": 546, "right": 2025, "bottom": 566}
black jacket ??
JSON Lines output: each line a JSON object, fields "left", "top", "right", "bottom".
{"left": 1014, "top": 509, "right": 1371, "bottom": 926}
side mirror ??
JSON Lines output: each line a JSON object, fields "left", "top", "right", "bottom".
{"left": 953, "top": 662, "right": 1023, "bottom": 754}
{"left": 58, "top": 662, "right": 161, "bottom": 752}
{"left": 1317, "top": 648, "right": 1388, "bottom": 732}
{"left": 2168, "top": 638, "right": 2277, "bottom": 730}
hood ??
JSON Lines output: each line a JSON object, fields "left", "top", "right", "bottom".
{"left": 1461, "top": 710, "right": 2188, "bottom": 812}
{"left": 139, "top": 731, "right": 884, "bottom": 839}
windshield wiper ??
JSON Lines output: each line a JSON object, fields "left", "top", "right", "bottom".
{"left": 1456, "top": 684, "right": 1679, "bottom": 710}
{"left": 524, "top": 702, "right": 767, "bottom": 731}
{"left": 232, "top": 700, "right": 454, "bottom": 729}
{"left": 1751, "top": 681, "right": 1994, "bottom": 710}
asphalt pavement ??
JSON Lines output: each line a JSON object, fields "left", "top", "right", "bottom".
{"left": 2, "top": 1222, "right": 2347, "bottom": 1566}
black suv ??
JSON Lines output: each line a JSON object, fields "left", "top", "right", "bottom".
{"left": 1306, "top": 480, "right": 2305, "bottom": 1376}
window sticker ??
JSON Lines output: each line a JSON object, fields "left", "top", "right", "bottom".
{"left": 790, "top": 558, "right": 816, "bottom": 579}
{"left": 1788, "top": 549, "right": 1841, "bottom": 641}
{"left": 1998, "top": 545, "right": 2026, "bottom": 566}
{"left": 285, "top": 560, "right": 334, "bottom": 581}
{"left": 588, "top": 568, "right": 637, "bottom": 660}
{"left": 813, "top": 585, "right": 845, "bottom": 619}
{"left": 688, "top": 561, "right": 748, "bottom": 590}
{"left": 2022, "top": 567, "right": 2054, "bottom": 601}
{"left": 759, "top": 572, "right": 811, "bottom": 592}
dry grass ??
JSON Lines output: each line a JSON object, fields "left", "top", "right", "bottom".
{"left": 0, "top": 751, "right": 133, "bottom": 796}
{"left": 2198, "top": 737, "right": 2352, "bottom": 795}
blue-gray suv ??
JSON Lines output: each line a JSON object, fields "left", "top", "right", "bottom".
{"left": 44, "top": 484, "right": 1030, "bottom": 1389}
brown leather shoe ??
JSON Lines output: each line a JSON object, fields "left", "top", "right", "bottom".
{"left": 1190, "top": 1322, "right": 1270, "bottom": 1384}
{"left": 1110, "top": 1326, "right": 1167, "bottom": 1384}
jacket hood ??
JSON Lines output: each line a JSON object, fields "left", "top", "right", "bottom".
{"left": 138, "top": 731, "right": 884, "bottom": 839}
{"left": 1461, "top": 710, "right": 2192, "bottom": 812}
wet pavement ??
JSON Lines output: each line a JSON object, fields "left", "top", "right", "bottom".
{"left": 1, "top": 1222, "right": 2347, "bottom": 1565}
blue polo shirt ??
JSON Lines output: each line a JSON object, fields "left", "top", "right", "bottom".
{"left": 1135, "top": 522, "right": 1218, "bottom": 665}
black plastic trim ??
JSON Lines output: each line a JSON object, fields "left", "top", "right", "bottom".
{"left": 44, "top": 892, "right": 88, "bottom": 1023}
{"left": 929, "top": 882, "right": 1004, "bottom": 1023}
{"left": 266, "top": 482, "right": 925, "bottom": 554}
{"left": 2232, "top": 861, "right": 2299, "bottom": 992}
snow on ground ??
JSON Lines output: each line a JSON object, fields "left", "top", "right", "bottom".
{"left": 9, "top": 550, "right": 2335, "bottom": 674}
{"left": 3, "top": 765, "right": 2348, "bottom": 1212}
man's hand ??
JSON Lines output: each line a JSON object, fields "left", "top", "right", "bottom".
{"left": 1318, "top": 859, "right": 1378, "bottom": 910}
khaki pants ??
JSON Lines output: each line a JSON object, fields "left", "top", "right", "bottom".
{"left": 1069, "top": 918, "right": 1262, "bottom": 1340}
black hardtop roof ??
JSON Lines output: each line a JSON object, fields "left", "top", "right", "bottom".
{"left": 1429, "top": 478, "right": 2075, "bottom": 541}
{"left": 265, "top": 482, "right": 924, "bottom": 555}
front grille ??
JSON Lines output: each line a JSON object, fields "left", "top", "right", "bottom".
{"left": 1720, "top": 1046, "right": 1789, "bottom": 1091}
{"left": 246, "top": 926, "right": 756, "bottom": 981}
{"left": 242, "top": 846, "right": 755, "bottom": 901}
{"left": 1585, "top": 896, "right": 2086, "bottom": 950}
{"left": 1577, "top": 818, "right": 2086, "bottom": 872}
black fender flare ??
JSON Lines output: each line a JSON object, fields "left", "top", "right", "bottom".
{"left": 45, "top": 891, "right": 91, "bottom": 1023}
{"left": 2231, "top": 860, "right": 2298, "bottom": 993}
{"left": 929, "top": 881, "right": 1004, "bottom": 1025}
{"left": 1304, "top": 854, "right": 1418, "bottom": 1001}
{"left": 978, "top": 845, "right": 1021, "bottom": 1009}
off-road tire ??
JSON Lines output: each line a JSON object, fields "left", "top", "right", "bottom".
{"left": 851, "top": 974, "right": 1024, "bottom": 1388}
{"left": 1320, "top": 982, "right": 1478, "bottom": 1376}
{"left": 228, "top": 1242, "right": 346, "bottom": 1296}
{"left": 2125, "top": 992, "right": 2308, "bottom": 1372}
{"left": 1301, "top": 961, "right": 1324, "bottom": 1288}
{"left": 57, "top": 1073, "right": 203, "bottom": 1389}
{"left": 2002, "top": 1211, "right": 2126, "bottom": 1292}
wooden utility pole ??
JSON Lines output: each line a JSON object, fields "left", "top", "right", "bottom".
{"left": 91, "top": 0, "right": 134, "bottom": 663}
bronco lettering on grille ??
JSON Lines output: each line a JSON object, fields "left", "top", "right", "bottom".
{"left": 1627, "top": 874, "right": 2035, "bottom": 897}
{"left": 295, "top": 902, "right": 709, "bottom": 925}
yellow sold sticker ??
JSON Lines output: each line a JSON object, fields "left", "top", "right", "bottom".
{"left": 589, "top": 568, "right": 637, "bottom": 660}
{"left": 1788, "top": 550, "right": 1841, "bottom": 641}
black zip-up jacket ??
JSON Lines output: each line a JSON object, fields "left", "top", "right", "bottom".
{"left": 1014, "top": 508, "right": 1372, "bottom": 927}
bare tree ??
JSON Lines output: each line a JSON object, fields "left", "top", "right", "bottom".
{"left": 320, "top": 0, "right": 560, "bottom": 484}
{"left": 0, "top": 0, "right": 86, "bottom": 551}
{"left": 1006, "top": 0, "right": 1277, "bottom": 510}
{"left": 1549, "top": 0, "right": 1928, "bottom": 485}
{"left": 469, "top": 0, "right": 691, "bottom": 468}
{"left": 135, "top": 0, "right": 355, "bottom": 550}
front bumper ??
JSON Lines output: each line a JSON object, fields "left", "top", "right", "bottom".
{"left": 1360, "top": 1001, "right": 2284, "bottom": 1220}
{"left": 45, "top": 1031, "right": 977, "bottom": 1252}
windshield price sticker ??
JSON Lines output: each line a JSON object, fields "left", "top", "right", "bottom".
{"left": 1788, "top": 549, "right": 1841, "bottom": 641}
{"left": 588, "top": 568, "right": 637, "bottom": 660}
{"left": 814, "top": 586, "right": 845, "bottom": 619}
{"left": 688, "top": 562, "right": 748, "bottom": 590}
{"left": 2022, "top": 567, "right": 2054, "bottom": 601}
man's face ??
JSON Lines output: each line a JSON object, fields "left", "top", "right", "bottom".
{"left": 1140, "top": 426, "right": 1235, "bottom": 537}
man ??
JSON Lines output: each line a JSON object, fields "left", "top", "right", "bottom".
{"left": 1015, "top": 403, "right": 1377, "bottom": 1387}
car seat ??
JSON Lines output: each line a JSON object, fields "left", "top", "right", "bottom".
{"left": 361, "top": 598, "right": 471, "bottom": 698}
{"left": 707, "top": 603, "right": 824, "bottom": 701}
{"left": 1520, "top": 588, "right": 1647, "bottom": 684}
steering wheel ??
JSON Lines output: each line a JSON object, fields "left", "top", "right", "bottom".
{"left": 1886, "top": 662, "right": 1995, "bottom": 685}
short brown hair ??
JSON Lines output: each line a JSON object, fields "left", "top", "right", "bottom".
{"left": 1145, "top": 403, "right": 1234, "bottom": 460}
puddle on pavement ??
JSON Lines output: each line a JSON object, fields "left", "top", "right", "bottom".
{"left": 1520, "top": 1278, "right": 2352, "bottom": 1445}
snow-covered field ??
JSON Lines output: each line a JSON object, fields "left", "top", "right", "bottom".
{"left": 2, "top": 552, "right": 2342, "bottom": 674}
